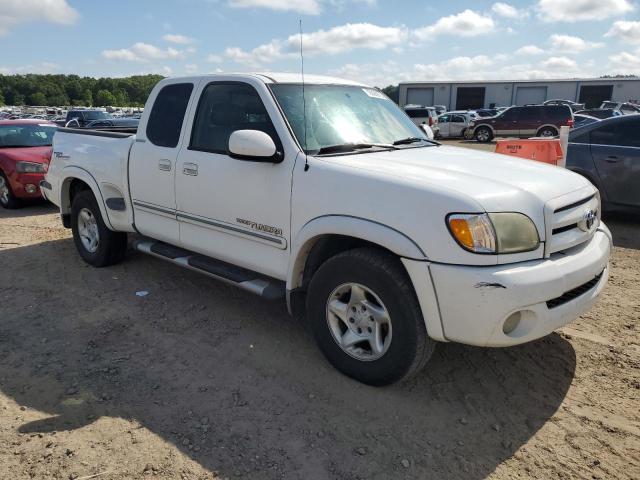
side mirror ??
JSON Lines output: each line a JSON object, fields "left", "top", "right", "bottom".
{"left": 228, "top": 130, "right": 282, "bottom": 163}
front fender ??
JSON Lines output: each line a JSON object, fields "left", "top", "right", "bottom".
{"left": 60, "top": 166, "right": 114, "bottom": 230}
{"left": 287, "top": 214, "right": 427, "bottom": 290}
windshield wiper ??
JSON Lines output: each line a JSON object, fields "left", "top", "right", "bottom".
{"left": 392, "top": 137, "right": 426, "bottom": 145}
{"left": 314, "top": 142, "right": 398, "bottom": 155}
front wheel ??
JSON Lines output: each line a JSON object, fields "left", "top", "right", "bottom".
{"left": 0, "top": 172, "right": 19, "bottom": 209}
{"left": 475, "top": 126, "right": 492, "bottom": 143}
{"left": 306, "top": 248, "right": 435, "bottom": 386}
{"left": 71, "top": 190, "right": 127, "bottom": 267}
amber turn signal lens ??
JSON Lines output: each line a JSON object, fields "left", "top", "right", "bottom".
{"left": 449, "top": 218, "right": 474, "bottom": 249}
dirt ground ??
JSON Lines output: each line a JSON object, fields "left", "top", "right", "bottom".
{"left": 0, "top": 143, "right": 639, "bottom": 479}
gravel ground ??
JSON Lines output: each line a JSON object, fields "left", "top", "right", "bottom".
{"left": 0, "top": 142, "right": 638, "bottom": 479}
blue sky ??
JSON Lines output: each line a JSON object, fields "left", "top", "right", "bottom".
{"left": 1, "top": 0, "right": 639, "bottom": 85}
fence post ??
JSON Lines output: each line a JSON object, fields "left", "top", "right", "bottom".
{"left": 558, "top": 126, "right": 570, "bottom": 168}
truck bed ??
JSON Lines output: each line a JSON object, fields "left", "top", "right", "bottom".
{"left": 57, "top": 126, "right": 138, "bottom": 137}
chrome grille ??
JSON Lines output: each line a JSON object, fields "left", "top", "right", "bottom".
{"left": 546, "top": 193, "right": 599, "bottom": 255}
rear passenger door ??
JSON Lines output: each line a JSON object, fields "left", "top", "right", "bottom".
{"left": 174, "top": 80, "right": 294, "bottom": 280}
{"left": 129, "top": 81, "right": 196, "bottom": 244}
{"left": 493, "top": 108, "right": 520, "bottom": 136}
{"left": 450, "top": 114, "right": 467, "bottom": 137}
{"left": 591, "top": 118, "right": 640, "bottom": 208}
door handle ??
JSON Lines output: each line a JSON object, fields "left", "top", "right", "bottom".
{"left": 158, "top": 159, "right": 172, "bottom": 171}
{"left": 183, "top": 162, "right": 199, "bottom": 176}
{"left": 605, "top": 155, "right": 620, "bottom": 163}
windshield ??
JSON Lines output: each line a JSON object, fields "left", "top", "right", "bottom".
{"left": 0, "top": 124, "right": 56, "bottom": 147}
{"left": 270, "top": 84, "right": 430, "bottom": 154}
{"left": 85, "top": 111, "right": 112, "bottom": 121}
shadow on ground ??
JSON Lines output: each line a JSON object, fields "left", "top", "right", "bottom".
{"left": 0, "top": 239, "right": 576, "bottom": 479}
{"left": 604, "top": 212, "right": 640, "bottom": 250}
{"left": 0, "top": 201, "right": 57, "bottom": 219}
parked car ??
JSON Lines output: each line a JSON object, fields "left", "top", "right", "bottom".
{"left": 65, "top": 109, "right": 112, "bottom": 127}
{"left": 404, "top": 104, "right": 439, "bottom": 132}
{"left": 575, "top": 109, "right": 621, "bottom": 120}
{"left": 466, "top": 104, "right": 574, "bottom": 143}
{"left": 573, "top": 114, "right": 600, "bottom": 129}
{"left": 436, "top": 111, "right": 475, "bottom": 138}
{"left": 43, "top": 73, "right": 610, "bottom": 386}
{"left": 543, "top": 99, "right": 585, "bottom": 112}
{"left": 567, "top": 115, "right": 640, "bottom": 213}
{"left": 0, "top": 119, "right": 56, "bottom": 208}
{"left": 600, "top": 101, "right": 640, "bottom": 115}
{"left": 85, "top": 118, "right": 140, "bottom": 129}
{"left": 433, "top": 105, "right": 447, "bottom": 115}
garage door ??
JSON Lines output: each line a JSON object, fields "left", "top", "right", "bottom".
{"left": 515, "top": 86, "right": 547, "bottom": 105}
{"left": 406, "top": 87, "right": 434, "bottom": 106}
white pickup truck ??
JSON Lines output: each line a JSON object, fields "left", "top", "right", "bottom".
{"left": 42, "top": 73, "right": 611, "bottom": 385}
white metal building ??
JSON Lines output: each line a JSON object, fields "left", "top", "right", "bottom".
{"left": 398, "top": 78, "right": 640, "bottom": 110}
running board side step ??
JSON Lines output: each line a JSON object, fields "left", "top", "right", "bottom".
{"left": 133, "top": 239, "right": 285, "bottom": 300}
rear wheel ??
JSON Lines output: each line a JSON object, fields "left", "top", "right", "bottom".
{"left": 306, "top": 248, "right": 435, "bottom": 386}
{"left": 537, "top": 126, "right": 558, "bottom": 137}
{"left": 0, "top": 172, "right": 19, "bottom": 209}
{"left": 71, "top": 190, "right": 127, "bottom": 267}
{"left": 475, "top": 126, "right": 492, "bottom": 143}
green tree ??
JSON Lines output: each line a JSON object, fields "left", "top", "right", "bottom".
{"left": 381, "top": 85, "right": 399, "bottom": 104}
{"left": 0, "top": 92, "right": 4, "bottom": 106}
{"left": 27, "top": 92, "right": 47, "bottom": 106}
{"left": 94, "top": 89, "right": 116, "bottom": 106}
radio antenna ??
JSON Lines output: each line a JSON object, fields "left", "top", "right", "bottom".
{"left": 299, "top": 19, "right": 309, "bottom": 172}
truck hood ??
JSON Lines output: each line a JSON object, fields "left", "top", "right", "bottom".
{"left": 0, "top": 146, "right": 52, "bottom": 164}
{"left": 318, "top": 145, "right": 591, "bottom": 212}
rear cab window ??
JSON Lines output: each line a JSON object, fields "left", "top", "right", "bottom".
{"left": 146, "top": 83, "right": 194, "bottom": 148}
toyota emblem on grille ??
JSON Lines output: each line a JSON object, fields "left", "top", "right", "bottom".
{"left": 578, "top": 209, "right": 597, "bottom": 232}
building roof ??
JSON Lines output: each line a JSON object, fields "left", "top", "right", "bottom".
{"left": 399, "top": 77, "right": 640, "bottom": 86}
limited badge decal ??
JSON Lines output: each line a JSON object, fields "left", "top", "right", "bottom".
{"left": 236, "top": 218, "right": 283, "bottom": 236}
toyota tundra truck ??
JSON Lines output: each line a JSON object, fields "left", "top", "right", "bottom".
{"left": 42, "top": 74, "right": 611, "bottom": 385}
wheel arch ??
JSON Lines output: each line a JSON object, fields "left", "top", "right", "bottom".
{"left": 60, "top": 167, "right": 114, "bottom": 230}
{"left": 287, "top": 215, "right": 427, "bottom": 293}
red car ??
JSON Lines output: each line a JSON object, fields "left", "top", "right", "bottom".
{"left": 0, "top": 119, "right": 56, "bottom": 208}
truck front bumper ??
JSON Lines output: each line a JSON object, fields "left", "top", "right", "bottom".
{"left": 422, "top": 225, "right": 611, "bottom": 347}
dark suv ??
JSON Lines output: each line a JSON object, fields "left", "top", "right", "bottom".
{"left": 64, "top": 109, "right": 112, "bottom": 127}
{"left": 466, "top": 105, "right": 574, "bottom": 143}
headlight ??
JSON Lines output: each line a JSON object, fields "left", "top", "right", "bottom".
{"left": 16, "top": 161, "right": 48, "bottom": 173}
{"left": 447, "top": 213, "right": 539, "bottom": 254}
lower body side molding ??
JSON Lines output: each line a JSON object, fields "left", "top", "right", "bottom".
{"left": 133, "top": 239, "right": 285, "bottom": 300}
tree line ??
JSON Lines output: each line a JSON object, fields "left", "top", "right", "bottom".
{"left": 0, "top": 74, "right": 164, "bottom": 107}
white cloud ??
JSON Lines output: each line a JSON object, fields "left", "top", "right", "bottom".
{"left": 605, "top": 21, "right": 640, "bottom": 44}
{"left": 548, "top": 34, "right": 604, "bottom": 53}
{"left": 184, "top": 64, "right": 199, "bottom": 74}
{"left": 414, "top": 9, "right": 495, "bottom": 39}
{"left": 491, "top": 2, "right": 523, "bottom": 19}
{"left": 609, "top": 51, "right": 640, "bottom": 73}
{"left": 163, "top": 34, "right": 195, "bottom": 45}
{"left": 206, "top": 54, "right": 223, "bottom": 63}
{"left": 225, "top": 23, "right": 407, "bottom": 66}
{"left": 516, "top": 45, "right": 545, "bottom": 55}
{"left": 0, "top": 0, "right": 79, "bottom": 35}
{"left": 536, "top": 0, "right": 633, "bottom": 22}
{"left": 102, "top": 43, "right": 189, "bottom": 62}
{"left": 414, "top": 55, "right": 496, "bottom": 79}
{"left": 227, "top": 0, "right": 321, "bottom": 14}
{"left": 0, "top": 62, "right": 60, "bottom": 75}
{"left": 540, "top": 56, "right": 578, "bottom": 71}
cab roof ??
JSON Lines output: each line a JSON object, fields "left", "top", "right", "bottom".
{"left": 166, "top": 72, "right": 368, "bottom": 87}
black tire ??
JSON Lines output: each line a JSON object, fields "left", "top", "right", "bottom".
{"left": 0, "top": 171, "right": 19, "bottom": 209}
{"left": 475, "top": 126, "right": 493, "bottom": 143}
{"left": 71, "top": 190, "right": 127, "bottom": 267}
{"left": 537, "top": 126, "right": 558, "bottom": 138}
{"left": 306, "top": 248, "right": 435, "bottom": 386}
